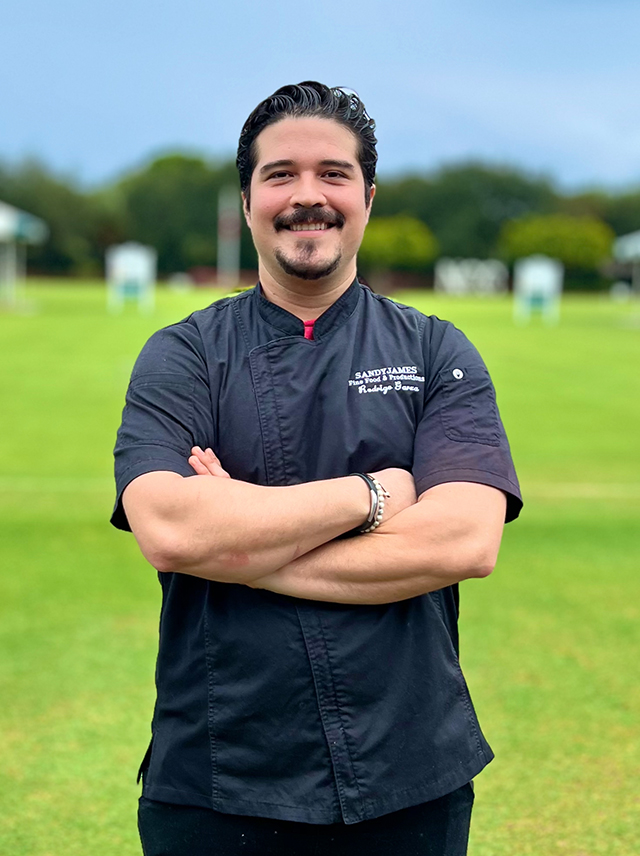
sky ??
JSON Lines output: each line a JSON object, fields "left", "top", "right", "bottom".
{"left": 4, "top": 0, "right": 640, "bottom": 190}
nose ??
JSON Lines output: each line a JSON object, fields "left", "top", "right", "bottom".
{"left": 289, "top": 172, "right": 327, "bottom": 208}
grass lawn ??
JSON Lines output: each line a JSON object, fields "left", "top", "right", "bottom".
{"left": 1, "top": 282, "right": 639, "bottom": 855}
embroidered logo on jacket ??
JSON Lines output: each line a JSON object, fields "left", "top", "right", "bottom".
{"left": 348, "top": 365, "right": 425, "bottom": 395}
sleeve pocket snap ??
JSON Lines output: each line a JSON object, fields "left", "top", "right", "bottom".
{"left": 438, "top": 365, "right": 501, "bottom": 445}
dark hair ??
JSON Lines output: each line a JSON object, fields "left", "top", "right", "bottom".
{"left": 236, "top": 81, "right": 377, "bottom": 206}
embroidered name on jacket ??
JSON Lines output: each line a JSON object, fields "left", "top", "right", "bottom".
{"left": 348, "top": 365, "right": 425, "bottom": 395}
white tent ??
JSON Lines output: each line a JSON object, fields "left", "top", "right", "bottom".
{"left": 106, "top": 242, "right": 156, "bottom": 314}
{"left": 0, "top": 200, "right": 48, "bottom": 307}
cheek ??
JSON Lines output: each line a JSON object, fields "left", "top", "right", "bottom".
{"left": 338, "top": 193, "right": 369, "bottom": 224}
{"left": 250, "top": 190, "right": 289, "bottom": 225}
{"left": 344, "top": 206, "right": 369, "bottom": 238}
{"left": 257, "top": 200, "right": 281, "bottom": 220}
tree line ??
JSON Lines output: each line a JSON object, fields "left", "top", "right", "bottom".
{"left": 1, "top": 154, "right": 639, "bottom": 287}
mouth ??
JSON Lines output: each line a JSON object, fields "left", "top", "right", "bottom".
{"left": 286, "top": 222, "right": 334, "bottom": 232}
{"left": 274, "top": 210, "right": 345, "bottom": 233}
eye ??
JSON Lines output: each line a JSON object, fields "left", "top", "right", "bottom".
{"left": 323, "top": 170, "right": 347, "bottom": 179}
{"left": 267, "top": 171, "right": 291, "bottom": 180}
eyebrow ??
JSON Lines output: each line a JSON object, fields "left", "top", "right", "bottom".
{"left": 259, "top": 159, "right": 356, "bottom": 175}
{"left": 319, "top": 160, "right": 356, "bottom": 171}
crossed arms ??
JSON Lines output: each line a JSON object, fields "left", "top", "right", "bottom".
{"left": 122, "top": 446, "right": 506, "bottom": 605}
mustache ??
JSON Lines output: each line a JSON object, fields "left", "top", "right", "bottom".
{"left": 274, "top": 209, "right": 345, "bottom": 231}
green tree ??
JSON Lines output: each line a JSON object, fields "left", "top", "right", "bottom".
{"left": 358, "top": 215, "right": 438, "bottom": 273}
{"left": 601, "top": 191, "right": 640, "bottom": 237}
{"left": 498, "top": 213, "right": 614, "bottom": 270}
{"left": 373, "top": 163, "right": 558, "bottom": 258}
{"left": 0, "top": 159, "right": 118, "bottom": 275}
{"left": 559, "top": 189, "right": 640, "bottom": 238}
{"left": 117, "top": 154, "right": 221, "bottom": 275}
{"left": 115, "top": 154, "right": 257, "bottom": 276}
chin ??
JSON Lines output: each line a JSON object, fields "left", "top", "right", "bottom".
{"left": 274, "top": 249, "right": 342, "bottom": 281}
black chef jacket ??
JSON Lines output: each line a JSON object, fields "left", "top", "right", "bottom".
{"left": 111, "top": 279, "right": 522, "bottom": 825}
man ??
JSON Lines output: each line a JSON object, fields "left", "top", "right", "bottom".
{"left": 112, "top": 81, "right": 522, "bottom": 856}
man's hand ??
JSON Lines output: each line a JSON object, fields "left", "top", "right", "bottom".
{"left": 188, "top": 447, "right": 418, "bottom": 525}
{"left": 188, "top": 446, "right": 231, "bottom": 479}
{"left": 368, "top": 468, "right": 417, "bottom": 523}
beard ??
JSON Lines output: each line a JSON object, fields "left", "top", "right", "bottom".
{"left": 272, "top": 207, "right": 345, "bottom": 279}
{"left": 273, "top": 243, "right": 342, "bottom": 281}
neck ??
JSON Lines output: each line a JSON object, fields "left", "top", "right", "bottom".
{"left": 257, "top": 262, "right": 357, "bottom": 321}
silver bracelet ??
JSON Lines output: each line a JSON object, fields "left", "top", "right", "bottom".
{"left": 362, "top": 473, "right": 391, "bottom": 533}
{"left": 350, "top": 473, "right": 391, "bottom": 535}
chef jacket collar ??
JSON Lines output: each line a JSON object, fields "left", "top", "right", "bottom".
{"left": 255, "top": 278, "right": 361, "bottom": 341}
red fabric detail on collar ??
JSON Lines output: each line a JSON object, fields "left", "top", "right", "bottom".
{"left": 303, "top": 320, "right": 316, "bottom": 340}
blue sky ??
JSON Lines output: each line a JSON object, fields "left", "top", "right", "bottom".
{"left": 4, "top": 0, "right": 640, "bottom": 189}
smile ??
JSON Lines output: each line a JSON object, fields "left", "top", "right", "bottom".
{"left": 287, "top": 223, "right": 333, "bottom": 231}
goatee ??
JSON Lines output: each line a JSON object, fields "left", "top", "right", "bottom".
{"left": 274, "top": 247, "right": 342, "bottom": 280}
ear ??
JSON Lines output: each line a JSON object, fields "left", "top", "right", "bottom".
{"left": 242, "top": 192, "right": 251, "bottom": 228}
{"left": 365, "top": 184, "right": 376, "bottom": 223}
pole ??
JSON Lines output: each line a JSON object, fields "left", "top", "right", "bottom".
{"left": 217, "top": 187, "right": 241, "bottom": 290}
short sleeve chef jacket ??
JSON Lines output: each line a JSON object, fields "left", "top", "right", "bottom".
{"left": 111, "top": 279, "right": 522, "bottom": 825}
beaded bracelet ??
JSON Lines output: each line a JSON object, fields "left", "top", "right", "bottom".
{"left": 350, "top": 473, "right": 391, "bottom": 535}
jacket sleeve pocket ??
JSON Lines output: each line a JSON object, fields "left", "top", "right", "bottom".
{"left": 438, "top": 365, "right": 501, "bottom": 446}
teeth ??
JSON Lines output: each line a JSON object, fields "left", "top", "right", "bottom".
{"left": 289, "top": 223, "right": 329, "bottom": 231}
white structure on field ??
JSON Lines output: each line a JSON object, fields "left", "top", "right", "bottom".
{"left": 434, "top": 258, "right": 508, "bottom": 296}
{"left": 612, "top": 230, "right": 640, "bottom": 294}
{"left": 106, "top": 242, "right": 156, "bottom": 314}
{"left": 513, "top": 255, "right": 563, "bottom": 325}
{"left": 0, "top": 201, "right": 48, "bottom": 308}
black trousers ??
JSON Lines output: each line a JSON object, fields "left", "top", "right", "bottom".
{"left": 138, "top": 783, "right": 474, "bottom": 856}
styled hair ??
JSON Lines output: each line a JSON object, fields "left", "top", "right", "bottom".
{"left": 236, "top": 81, "right": 377, "bottom": 205}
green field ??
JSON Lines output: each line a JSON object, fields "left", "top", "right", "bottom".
{"left": 1, "top": 282, "right": 639, "bottom": 856}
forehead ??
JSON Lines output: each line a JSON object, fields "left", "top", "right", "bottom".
{"left": 253, "top": 116, "right": 359, "bottom": 169}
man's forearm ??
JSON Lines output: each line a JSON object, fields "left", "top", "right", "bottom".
{"left": 249, "top": 484, "right": 507, "bottom": 604}
{"left": 123, "top": 471, "right": 372, "bottom": 583}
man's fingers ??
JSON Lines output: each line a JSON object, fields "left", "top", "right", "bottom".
{"left": 203, "top": 447, "right": 231, "bottom": 477}
{"left": 190, "top": 446, "right": 231, "bottom": 478}
{"left": 189, "top": 454, "right": 228, "bottom": 478}
{"left": 190, "top": 447, "right": 217, "bottom": 476}
{"left": 189, "top": 455, "right": 211, "bottom": 475}
{"left": 193, "top": 445, "right": 220, "bottom": 465}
